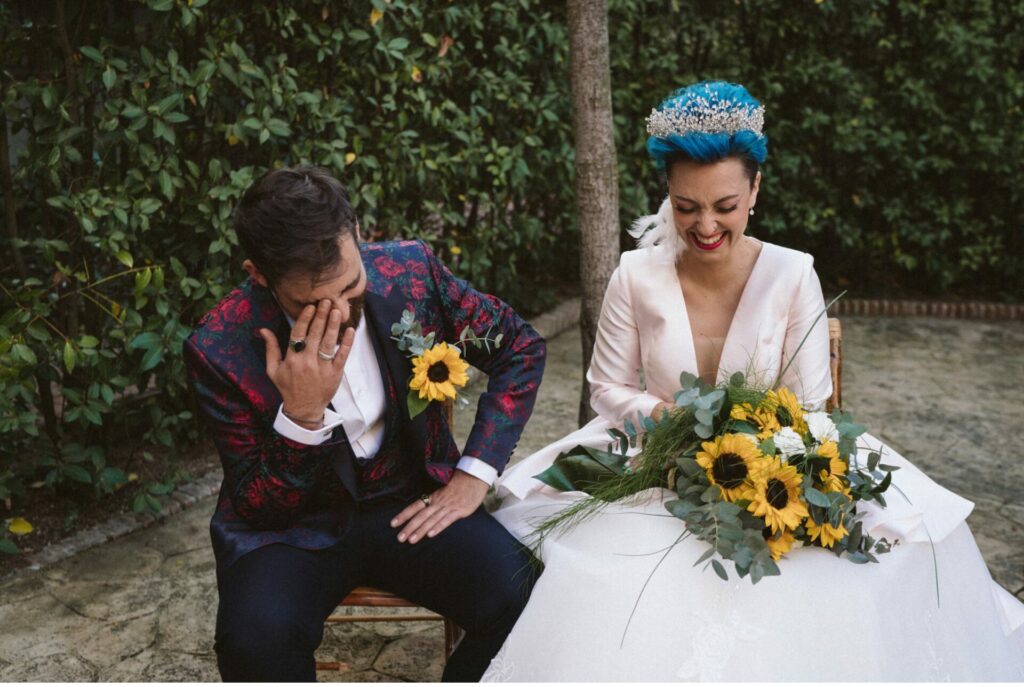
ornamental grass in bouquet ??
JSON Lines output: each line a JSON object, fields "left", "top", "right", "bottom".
{"left": 534, "top": 370, "right": 897, "bottom": 585}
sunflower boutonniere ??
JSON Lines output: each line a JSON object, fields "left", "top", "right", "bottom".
{"left": 391, "top": 309, "right": 502, "bottom": 419}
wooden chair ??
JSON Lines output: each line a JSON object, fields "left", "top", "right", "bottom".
{"left": 317, "top": 319, "right": 844, "bottom": 672}
{"left": 316, "top": 401, "right": 464, "bottom": 673}
{"left": 827, "top": 317, "right": 842, "bottom": 412}
{"left": 317, "top": 588, "right": 463, "bottom": 671}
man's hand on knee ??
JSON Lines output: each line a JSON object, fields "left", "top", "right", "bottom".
{"left": 391, "top": 471, "right": 489, "bottom": 544}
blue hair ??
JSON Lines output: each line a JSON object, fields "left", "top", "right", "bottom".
{"left": 646, "top": 81, "right": 767, "bottom": 172}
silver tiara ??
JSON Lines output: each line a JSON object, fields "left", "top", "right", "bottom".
{"left": 646, "top": 95, "right": 765, "bottom": 138}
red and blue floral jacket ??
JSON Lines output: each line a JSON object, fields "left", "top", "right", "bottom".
{"left": 183, "top": 240, "right": 546, "bottom": 568}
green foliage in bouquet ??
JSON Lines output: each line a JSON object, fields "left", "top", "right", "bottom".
{"left": 535, "top": 372, "right": 896, "bottom": 585}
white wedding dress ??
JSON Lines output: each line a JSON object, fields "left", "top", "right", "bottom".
{"left": 483, "top": 239, "right": 1024, "bottom": 682}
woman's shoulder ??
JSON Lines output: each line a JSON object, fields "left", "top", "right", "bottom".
{"left": 758, "top": 240, "right": 814, "bottom": 267}
{"left": 756, "top": 241, "right": 817, "bottom": 287}
{"left": 617, "top": 242, "right": 677, "bottom": 274}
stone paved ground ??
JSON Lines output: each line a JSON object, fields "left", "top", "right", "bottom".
{"left": 0, "top": 312, "right": 1021, "bottom": 681}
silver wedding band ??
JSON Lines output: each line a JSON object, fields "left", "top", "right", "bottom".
{"left": 288, "top": 338, "right": 306, "bottom": 353}
{"left": 420, "top": 494, "right": 432, "bottom": 508}
{"left": 317, "top": 349, "right": 336, "bottom": 362}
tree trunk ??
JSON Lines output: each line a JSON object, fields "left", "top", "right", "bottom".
{"left": 567, "top": 0, "right": 619, "bottom": 426}
{"left": 0, "top": 111, "right": 27, "bottom": 279}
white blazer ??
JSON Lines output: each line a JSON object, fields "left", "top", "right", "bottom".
{"left": 496, "top": 240, "right": 974, "bottom": 550}
{"left": 587, "top": 240, "right": 833, "bottom": 427}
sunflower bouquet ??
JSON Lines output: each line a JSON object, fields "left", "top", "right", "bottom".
{"left": 391, "top": 308, "right": 501, "bottom": 418}
{"left": 534, "top": 371, "right": 896, "bottom": 584}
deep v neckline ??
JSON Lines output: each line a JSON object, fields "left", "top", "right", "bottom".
{"left": 673, "top": 241, "right": 769, "bottom": 384}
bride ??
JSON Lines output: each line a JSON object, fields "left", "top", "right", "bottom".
{"left": 483, "top": 82, "right": 1024, "bottom": 682}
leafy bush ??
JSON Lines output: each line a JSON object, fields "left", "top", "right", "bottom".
{"left": 608, "top": 0, "right": 1024, "bottom": 297}
{"left": 1, "top": 0, "right": 1021, "bottom": 541}
{"left": 0, "top": 0, "right": 574, "bottom": 536}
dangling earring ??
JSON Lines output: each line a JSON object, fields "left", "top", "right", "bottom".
{"left": 749, "top": 207, "right": 755, "bottom": 216}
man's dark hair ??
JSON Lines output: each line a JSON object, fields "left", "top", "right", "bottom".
{"left": 234, "top": 166, "right": 358, "bottom": 286}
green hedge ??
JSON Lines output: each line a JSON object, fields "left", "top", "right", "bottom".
{"left": 0, "top": 0, "right": 574, "bottom": 525}
{"left": 608, "top": 0, "right": 1024, "bottom": 298}
{"left": 1, "top": 0, "right": 1021, "bottom": 530}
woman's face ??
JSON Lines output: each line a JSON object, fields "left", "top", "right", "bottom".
{"left": 667, "top": 158, "right": 760, "bottom": 261}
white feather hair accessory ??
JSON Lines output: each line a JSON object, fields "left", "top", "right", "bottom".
{"left": 627, "top": 196, "right": 684, "bottom": 253}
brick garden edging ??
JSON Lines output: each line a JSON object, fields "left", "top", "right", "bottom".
{"left": 828, "top": 298, "right": 1024, "bottom": 320}
{"left": 21, "top": 471, "right": 223, "bottom": 571}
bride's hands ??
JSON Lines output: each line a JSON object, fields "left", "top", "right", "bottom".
{"left": 391, "top": 471, "right": 489, "bottom": 544}
{"left": 652, "top": 401, "right": 675, "bottom": 421}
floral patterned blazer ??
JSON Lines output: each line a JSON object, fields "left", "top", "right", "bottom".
{"left": 183, "top": 240, "right": 546, "bottom": 567}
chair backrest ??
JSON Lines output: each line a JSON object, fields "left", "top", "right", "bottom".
{"left": 827, "top": 317, "right": 842, "bottom": 412}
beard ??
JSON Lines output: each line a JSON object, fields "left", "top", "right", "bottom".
{"left": 336, "top": 294, "right": 365, "bottom": 342}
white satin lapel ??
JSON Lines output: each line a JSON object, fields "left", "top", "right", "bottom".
{"left": 644, "top": 245, "right": 698, "bottom": 399}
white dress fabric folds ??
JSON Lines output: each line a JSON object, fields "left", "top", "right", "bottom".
{"left": 484, "top": 241, "right": 1024, "bottom": 682}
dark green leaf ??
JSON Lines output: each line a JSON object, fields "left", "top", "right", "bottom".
{"left": 63, "top": 465, "right": 93, "bottom": 484}
{"left": 140, "top": 346, "right": 163, "bottom": 371}
{"left": 867, "top": 451, "right": 880, "bottom": 471}
{"left": 693, "top": 547, "right": 715, "bottom": 566}
{"left": 711, "top": 558, "right": 728, "bottom": 581}
{"left": 129, "top": 332, "right": 161, "bottom": 350}
{"left": 100, "top": 467, "right": 128, "bottom": 487}
{"left": 804, "top": 487, "right": 831, "bottom": 508}
{"left": 730, "top": 421, "right": 758, "bottom": 435}
{"left": 80, "top": 46, "right": 104, "bottom": 63}
{"left": 12, "top": 343, "right": 38, "bottom": 366}
{"left": 63, "top": 341, "right": 76, "bottom": 374}
{"left": 533, "top": 444, "right": 628, "bottom": 493}
{"left": 665, "top": 499, "right": 697, "bottom": 520}
{"left": 406, "top": 390, "right": 430, "bottom": 419}
{"left": 144, "top": 493, "right": 163, "bottom": 512}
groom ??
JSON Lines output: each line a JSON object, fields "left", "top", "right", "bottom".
{"left": 183, "top": 166, "right": 546, "bottom": 681}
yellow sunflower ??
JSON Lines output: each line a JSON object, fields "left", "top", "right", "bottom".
{"left": 750, "top": 405, "right": 781, "bottom": 439}
{"left": 409, "top": 342, "right": 469, "bottom": 402}
{"left": 761, "top": 387, "right": 808, "bottom": 435}
{"left": 732, "top": 402, "right": 778, "bottom": 440}
{"left": 763, "top": 526, "right": 796, "bottom": 561}
{"left": 812, "top": 440, "right": 848, "bottom": 493}
{"left": 747, "top": 457, "right": 809, "bottom": 533}
{"left": 692, "top": 436, "right": 765, "bottom": 499}
{"left": 806, "top": 513, "right": 849, "bottom": 549}
{"left": 730, "top": 402, "right": 753, "bottom": 421}
{"left": 695, "top": 433, "right": 765, "bottom": 502}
